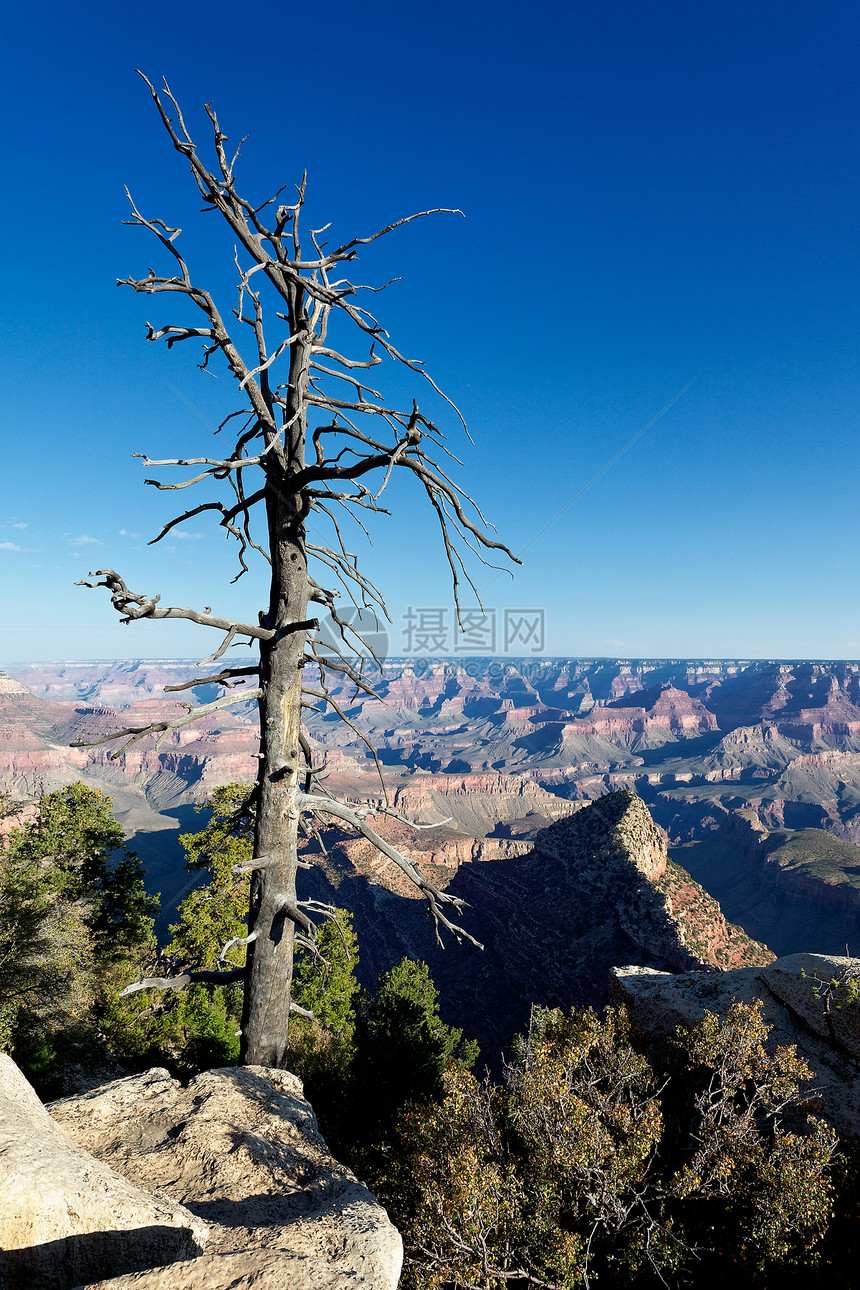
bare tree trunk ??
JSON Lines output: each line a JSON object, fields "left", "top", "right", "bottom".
{"left": 241, "top": 529, "right": 308, "bottom": 1063}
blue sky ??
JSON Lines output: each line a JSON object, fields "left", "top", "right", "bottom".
{"left": 1, "top": 1, "right": 859, "bottom": 663}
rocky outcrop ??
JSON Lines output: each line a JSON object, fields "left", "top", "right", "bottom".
{"left": 297, "top": 792, "right": 773, "bottom": 1064}
{"left": 610, "top": 952, "right": 860, "bottom": 1137}
{"left": 49, "top": 1064, "right": 402, "bottom": 1290}
{"left": 0, "top": 1054, "right": 207, "bottom": 1290}
{"left": 482, "top": 791, "right": 773, "bottom": 981}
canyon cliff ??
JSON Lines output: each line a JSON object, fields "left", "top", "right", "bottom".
{"left": 299, "top": 791, "right": 772, "bottom": 1059}
{"left": 4, "top": 657, "right": 860, "bottom": 958}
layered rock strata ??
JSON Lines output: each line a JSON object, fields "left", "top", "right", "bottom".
{"left": 6, "top": 658, "right": 860, "bottom": 969}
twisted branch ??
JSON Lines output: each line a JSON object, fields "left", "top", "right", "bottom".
{"left": 294, "top": 788, "right": 482, "bottom": 949}
{"left": 70, "top": 688, "right": 262, "bottom": 757}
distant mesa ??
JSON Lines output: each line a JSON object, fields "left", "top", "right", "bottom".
{"left": 3, "top": 657, "right": 860, "bottom": 982}
{"left": 0, "top": 672, "right": 30, "bottom": 697}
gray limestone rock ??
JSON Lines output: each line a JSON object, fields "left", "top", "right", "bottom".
{"left": 0, "top": 1054, "right": 208, "bottom": 1290}
{"left": 759, "top": 953, "right": 860, "bottom": 1059}
{"left": 50, "top": 1065, "right": 402, "bottom": 1290}
{"left": 610, "top": 952, "right": 860, "bottom": 1136}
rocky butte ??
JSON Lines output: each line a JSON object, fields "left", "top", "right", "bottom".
{"left": 299, "top": 790, "right": 773, "bottom": 1059}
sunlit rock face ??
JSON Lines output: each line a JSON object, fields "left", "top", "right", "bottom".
{"left": 610, "top": 952, "right": 860, "bottom": 1138}
{"left": 0, "top": 1055, "right": 207, "bottom": 1290}
{"left": 49, "top": 1065, "right": 402, "bottom": 1290}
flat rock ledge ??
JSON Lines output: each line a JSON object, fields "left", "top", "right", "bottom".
{"left": 0, "top": 1053, "right": 207, "bottom": 1290}
{"left": 610, "top": 952, "right": 860, "bottom": 1136}
{"left": 49, "top": 1064, "right": 402, "bottom": 1290}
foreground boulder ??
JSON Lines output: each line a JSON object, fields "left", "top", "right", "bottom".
{"left": 611, "top": 952, "right": 860, "bottom": 1135}
{"left": 0, "top": 1054, "right": 207, "bottom": 1290}
{"left": 50, "top": 1065, "right": 402, "bottom": 1290}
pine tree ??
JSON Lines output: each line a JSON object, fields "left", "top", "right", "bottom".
{"left": 0, "top": 783, "right": 158, "bottom": 1085}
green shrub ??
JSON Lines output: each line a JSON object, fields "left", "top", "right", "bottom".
{"left": 103, "top": 783, "right": 253, "bottom": 1075}
{"left": 0, "top": 783, "right": 157, "bottom": 1088}
{"left": 384, "top": 1001, "right": 837, "bottom": 1289}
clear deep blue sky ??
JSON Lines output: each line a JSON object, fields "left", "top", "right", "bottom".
{"left": 1, "top": 1, "right": 858, "bottom": 663}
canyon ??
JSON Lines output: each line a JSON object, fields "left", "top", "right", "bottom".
{"left": 4, "top": 656, "right": 860, "bottom": 972}
{"left": 298, "top": 789, "right": 773, "bottom": 1059}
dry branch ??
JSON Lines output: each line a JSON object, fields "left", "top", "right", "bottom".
{"left": 218, "top": 931, "right": 258, "bottom": 962}
{"left": 121, "top": 966, "right": 245, "bottom": 996}
{"left": 163, "top": 665, "right": 259, "bottom": 692}
{"left": 294, "top": 789, "right": 482, "bottom": 949}
{"left": 70, "top": 688, "right": 262, "bottom": 758}
{"left": 76, "top": 569, "right": 271, "bottom": 640}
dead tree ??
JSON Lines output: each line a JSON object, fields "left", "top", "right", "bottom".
{"left": 74, "top": 74, "right": 517, "bottom": 1068}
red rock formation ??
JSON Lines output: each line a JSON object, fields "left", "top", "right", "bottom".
{"left": 0, "top": 671, "right": 259, "bottom": 803}
{"left": 298, "top": 791, "right": 772, "bottom": 1062}
{"left": 4, "top": 657, "right": 860, "bottom": 970}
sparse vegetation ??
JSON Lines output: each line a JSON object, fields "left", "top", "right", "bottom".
{"left": 764, "top": 828, "right": 860, "bottom": 888}
{"left": 378, "top": 1001, "right": 837, "bottom": 1289}
{"left": 6, "top": 780, "right": 860, "bottom": 1286}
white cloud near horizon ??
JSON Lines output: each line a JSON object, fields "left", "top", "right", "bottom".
{"left": 0, "top": 541, "right": 21, "bottom": 551}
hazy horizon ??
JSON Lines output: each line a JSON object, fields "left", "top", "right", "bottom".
{"left": 5, "top": 653, "right": 860, "bottom": 669}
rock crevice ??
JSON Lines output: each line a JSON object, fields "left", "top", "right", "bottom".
{"left": 51, "top": 1064, "right": 402, "bottom": 1290}
{"left": 0, "top": 1054, "right": 207, "bottom": 1290}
